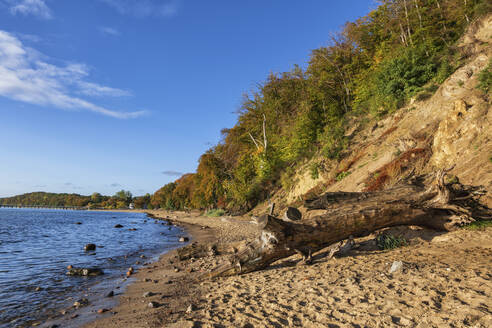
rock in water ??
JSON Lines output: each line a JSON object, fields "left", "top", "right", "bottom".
{"left": 179, "top": 236, "right": 189, "bottom": 242}
{"left": 73, "top": 298, "right": 89, "bottom": 307}
{"left": 67, "top": 267, "right": 104, "bottom": 276}
{"left": 114, "top": 224, "right": 123, "bottom": 228}
{"left": 84, "top": 243, "right": 96, "bottom": 251}
{"left": 105, "top": 291, "right": 114, "bottom": 298}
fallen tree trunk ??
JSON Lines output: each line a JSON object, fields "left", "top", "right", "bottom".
{"left": 207, "top": 170, "right": 491, "bottom": 278}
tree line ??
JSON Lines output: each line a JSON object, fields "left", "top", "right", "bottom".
{"left": 0, "top": 190, "right": 152, "bottom": 209}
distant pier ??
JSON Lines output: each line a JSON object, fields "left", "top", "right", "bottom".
{"left": 0, "top": 204, "right": 88, "bottom": 210}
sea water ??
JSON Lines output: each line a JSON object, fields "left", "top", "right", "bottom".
{"left": 0, "top": 208, "right": 183, "bottom": 327}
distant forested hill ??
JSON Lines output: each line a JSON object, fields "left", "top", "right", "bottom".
{"left": 0, "top": 192, "right": 96, "bottom": 207}
{"left": 0, "top": 191, "right": 151, "bottom": 209}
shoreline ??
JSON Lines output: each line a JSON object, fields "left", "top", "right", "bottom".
{"left": 82, "top": 210, "right": 259, "bottom": 328}
{"left": 34, "top": 210, "right": 188, "bottom": 328}
{"left": 81, "top": 210, "right": 216, "bottom": 328}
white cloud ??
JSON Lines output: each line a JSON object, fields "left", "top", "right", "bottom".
{"left": 77, "top": 81, "right": 132, "bottom": 97}
{"left": 99, "top": 26, "right": 120, "bottom": 37}
{"left": 8, "top": 0, "right": 52, "bottom": 19}
{"left": 100, "top": 0, "right": 178, "bottom": 18}
{"left": 0, "top": 30, "right": 144, "bottom": 119}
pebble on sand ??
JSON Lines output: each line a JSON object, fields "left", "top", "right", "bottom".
{"left": 186, "top": 304, "right": 196, "bottom": 313}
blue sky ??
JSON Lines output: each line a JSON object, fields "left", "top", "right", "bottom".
{"left": 0, "top": 0, "right": 375, "bottom": 197}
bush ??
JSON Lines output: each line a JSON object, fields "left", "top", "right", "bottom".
{"left": 415, "top": 91, "right": 433, "bottom": 101}
{"left": 205, "top": 209, "right": 225, "bottom": 217}
{"left": 376, "top": 234, "right": 408, "bottom": 250}
{"left": 280, "top": 165, "right": 296, "bottom": 191}
{"left": 368, "top": 46, "right": 438, "bottom": 114}
{"left": 319, "top": 120, "right": 347, "bottom": 160}
{"left": 477, "top": 59, "right": 492, "bottom": 94}
{"left": 435, "top": 61, "right": 455, "bottom": 84}
{"left": 309, "top": 162, "right": 321, "bottom": 180}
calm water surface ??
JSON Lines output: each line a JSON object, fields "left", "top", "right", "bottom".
{"left": 0, "top": 208, "right": 183, "bottom": 327}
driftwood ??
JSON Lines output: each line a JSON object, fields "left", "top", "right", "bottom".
{"left": 207, "top": 170, "right": 491, "bottom": 278}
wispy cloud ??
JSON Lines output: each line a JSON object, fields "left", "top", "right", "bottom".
{"left": 7, "top": 0, "right": 52, "bottom": 19}
{"left": 110, "top": 183, "right": 121, "bottom": 187}
{"left": 99, "top": 26, "right": 120, "bottom": 37}
{"left": 77, "top": 81, "right": 132, "bottom": 97}
{"left": 100, "top": 0, "right": 179, "bottom": 18}
{"left": 63, "top": 182, "right": 83, "bottom": 190}
{"left": 0, "top": 30, "right": 145, "bottom": 118}
{"left": 161, "top": 170, "right": 183, "bottom": 177}
{"left": 16, "top": 33, "right": 42, "bottom": 43}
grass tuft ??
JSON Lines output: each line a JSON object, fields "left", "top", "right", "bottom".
{"left": 464, "top": 220, "right": 492, "bottom": 231}
{"left": 376, "top": 234, "right": 408, "bottom": 250}
{"left": 205, "top": 209, "right": 225, "bottom": 217}
{"left": 336, "top": 171, "right": 351, "bottom": 181}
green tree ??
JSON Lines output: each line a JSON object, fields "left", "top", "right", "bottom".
{"left": 114, "top": 190, "right": 132, "bottom": 204}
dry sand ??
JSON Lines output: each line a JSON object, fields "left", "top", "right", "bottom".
{"left": 84, "top": 210, "right": 492, "bottom": 328}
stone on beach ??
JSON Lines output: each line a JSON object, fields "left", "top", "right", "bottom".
{"left": 389, "top": 261, "right": 403, "bottom": 273}
{"left": 105, "top": 290, "right": 114, "bottom": 297}
{"left": 148, "top": 301, "right": 160, "bottom": 308}
{"left": 179, "top": 236, "right": 189, "bottom": 242}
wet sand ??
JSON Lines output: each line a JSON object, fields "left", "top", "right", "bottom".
{"left": 85, "top": 211, "right": 492, "bottom": 328}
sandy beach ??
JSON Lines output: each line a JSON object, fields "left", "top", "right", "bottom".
{"left": 82, "top": 210, "right": 492, "bottom": 328}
